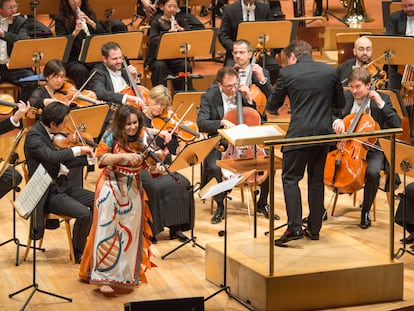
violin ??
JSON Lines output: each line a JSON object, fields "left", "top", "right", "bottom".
{"left": 120, "top": 58, "right": 150, "bottom": 111}
{"left": 324, "top": 95, "right": 380, "bottom": 194}
{"left": 54, "top": 82, "right": 103, "bottom": 107}
{"left": 53, "top": 130, "right": 97, "bottom": 149}
{"left": 152, "top": 108, "right": 202, "bottom": 142}
{"left": 0, "top": 93, "right": 40, "bottom": 119}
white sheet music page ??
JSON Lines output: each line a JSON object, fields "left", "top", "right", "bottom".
{"left": 221, "top": 124, "right": 283, "bottom": 145}
{"left": 200, "top": 175, "right": 243, "bottom": 200}
{"left": 13, "top": 164, "right": 52, "bottom": 219}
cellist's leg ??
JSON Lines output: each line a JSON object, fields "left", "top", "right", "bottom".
{"left": 361, "top": 150, "right": 384, "bottom": 228}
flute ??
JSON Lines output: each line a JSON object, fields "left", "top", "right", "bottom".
{"left": 0, "top": 13, "right": 20, "bottom": 23}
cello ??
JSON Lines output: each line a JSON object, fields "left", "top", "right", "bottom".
{"left": 324, "top": 94, "right": 380, "bottom": 194}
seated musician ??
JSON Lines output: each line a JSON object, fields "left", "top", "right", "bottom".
{"left": 144, "top": 0, "right": 193, "bottom": 91}
{"left": 141, "top": 84, "right": 194, "bottom": 242}
{"left": 337, "top": 37, "right": 384, "bottom": 88}
{"left": 332, "top": 67, "right": 401, "bottom": 229}
{"left": 395, "top": 182, "right": 414, "bottom": 245}
{"left": 24, "top": 102, "right": 95, "bottom": 264}
{"left": 54, "top": 0, "right": 106, "bottom": 89}
{"left": 197, "top": 66, "right": 275, "bottom": 224}
{"left": 0, "top": 100, "right": 30, "bottom": 199}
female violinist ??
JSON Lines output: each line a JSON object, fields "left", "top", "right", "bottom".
{"left": 29, "top": 59, "right": 100, "bottom": 110}
{"left": 331, "top": 68, "right": 401, "bottom": 229}
{"left": 79, "top": 104, "right": 153, "bottom": 295}
{"left": 141, "top": 84, "right": 194, "bottom": 242}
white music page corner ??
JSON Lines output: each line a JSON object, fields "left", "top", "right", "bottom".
{"left": 200, "top": 175, "right": 243, "bottom": 200}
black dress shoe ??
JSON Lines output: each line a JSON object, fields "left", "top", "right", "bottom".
{"left": 304, "top": 228, "right": 320, "bottom": 240}
{"left": 211, "top": 205, "right": 224, "bottom": 224}
{"left": 170, "top": 230, "right": 189, "bottom": 242}
{"left": 149, "top": 236, "right": 157, "bottom": 244}
{"left": 400, "top": 233, "right": 414, "bottom": 244}
{"left": 313, "top": 9, "right": 322, "bottom": 16}
{"left": 275, "top": 230, "right": 303, "bottom": 246}
{"left": 199, "top": 6, "right": 208, "bottom": 17}
{"left": 257, "top": 204, "right": 280, "bottom": 220}
{"left": 360, "top": 211, "right": 371, "bottom": 229}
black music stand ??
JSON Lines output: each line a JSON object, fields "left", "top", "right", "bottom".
{"left": 202, "top": 171, "right": 256, "bottom": 311}
{"left": 0, "top": 128, "right": 29, "bottom": 266}
{"left": 8, "top": 36, "right": 72, "bottom": 87}
{"left": 161, "top": 136, "right": 221, "bottom": 259}
{"left": 379, "top": 138, "right": 414, "bottom": 258}
{"left": 157, "top": 29, "right": 215, "bottom": 91}
{"left": 78, "top": 31, "right": 143, "bottom": 63}
{"left": 10, "top": 164, "right": 72, "bottom": 310}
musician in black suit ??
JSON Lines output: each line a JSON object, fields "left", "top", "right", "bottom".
{"left": 0, "top": 101, "right": 29, "bottom": 199}
{"left": 395, "top": 182, "right": 414, "bottom": 244}
{"left": 333, "top": 68, "right": 401, "bottom": 229}
{"left": 385, "top": 0, "right": 414, "bottom": 90}
{"left": 218, "top": 0, "right": 279, "bottom": 67}
{"left": 267, "top": 40, "right": 345, "bottom": 245}
{"left": 0, "top": 0, "right": 37, "bottom": 102}
{"left": 198, "top": 66, "right": 272, "bottom": 224}
{"left": 24, "top": 102, "right": 95, "bottom": 264}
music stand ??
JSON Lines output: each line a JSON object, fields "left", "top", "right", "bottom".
{"left": 7, "top": 37, "right": 73, "bottom": 86}
{"left": 379, "top": 138, "right": 414, "bottom": 258}
{"left": 66, "top": 104, "right": 110, "bottom": 139}
{"left": 0, "top": 128, "right": 28, "bottom": 266}
{"left": 237, "top": 21, "right": 294, "bottom": 69}
{"left": 9, "top": 164, "right": 72, "bottom": 310}
{"left": 202, "top": 171, "right": 256, "bottom": 311}
{"left": 89, "top": 0, "right": 135, "bottom": 20}
{"left": 161, "top": 136, "right": 221, "bottom": 259}
{"left": 78, "top": 31, "right": 144, "bottom": 63}
{"left": 157, "top": 29, "right": 215, "bottom": 91}
{"left": 366, "top": 36, "right": 414, "bottom": 67}
{"left": 172, "top": 91, "right": 204, "bottom": 124}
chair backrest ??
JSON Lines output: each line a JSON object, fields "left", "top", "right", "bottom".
{"left": 390, "top": 1, "right": 402, "bottom": 14}
{"left": 336, "top": 32, "right": 373, "bottom": 65}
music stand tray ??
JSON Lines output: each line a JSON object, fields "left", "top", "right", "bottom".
{"left": 7, "top": 36, "right": 73, "bottom": 70}
{"left": 78, "top": 31, "right": 144, "bottom": 63}
{"left": 19, "top": 1, "right": 59, "bottom": 15}
{"left": 366, "top": 36, "right": 414, "bottom": 66}
{"left": 88, "top": 0, "right": 136, "bottom": 20}
{"left": 67, "top": 104, "right": 110, "bottom": 139}
{"left": 236, "top": 21, "right": 294, "bottom": 49}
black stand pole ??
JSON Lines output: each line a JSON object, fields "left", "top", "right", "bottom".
{"left": 204, "top": 195, "right": 255, "bottom": 310}
{"left": 9, "top": 201, "right": 72, "bottom": 310}
{"left": 395, "top": 160, "right": 414, "bottom": 258}
{"left": 161, "top": 165, "right": 205, "bottom": 259}
{"left": 0, "top": 153, "right": 45, "bottom": 266}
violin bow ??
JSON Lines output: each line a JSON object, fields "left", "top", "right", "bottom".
{"left": 66, "top": 70, "right": 97, "bottom": 107}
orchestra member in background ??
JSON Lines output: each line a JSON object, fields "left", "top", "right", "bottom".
{"left": 145, "top": 0, "right": 193, "bottom": 91}
{"left": 0, "top": 101, "right": 30, "bottom": 199}
{"left": 332, "top": 68, "right": 401, "bottom": 229}
{"left": 24, "top": 102, "right": 94, "bottom": 264}
{"left": 79, "top": 104, "right": 152, "bottom": 296}
{"left": 0, "top": 0, "right": 37, "bottom": 102}
{"left": 141, "top": 84, "right": 193, "bottom": 242}
{"left": 267, "top": 40, "right": 345, "bottom": 245}
{"left": 337, "top": 37, "right": 382, "bottom": 87}
{"left": 55, "top": 0, "right": 105, "bottom": 89}
{"left": 314, "top": 0, "right": 322, "bottom": 16}
{"left": 395, "top": 182, "right": 414, "bottom": 245}
{"left": 386, "top": 0, "right": 414, "bottom": 90}
{"left": 198, "top": 66, "right": 273, "bottom": 224}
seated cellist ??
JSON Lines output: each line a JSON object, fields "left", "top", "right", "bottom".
{"left": 332, "top": 68, "right": 401, "bottom": 229}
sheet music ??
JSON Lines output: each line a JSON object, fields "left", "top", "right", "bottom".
{"left": 13, "top": 164, "right": 52, "bottom": 219}
{"left": 223, "top": 124, "right": 283, "bottom": 141}
{"left": 200, "top": 175, "right": 243, "bottom": 200}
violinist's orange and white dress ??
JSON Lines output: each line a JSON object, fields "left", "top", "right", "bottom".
{"left": 79, "top": 131, "right": 154, "bottom": 289}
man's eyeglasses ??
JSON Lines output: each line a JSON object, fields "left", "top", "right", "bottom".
{"left": 232, "top": 51, "right": 248, "bottom": 55}
{"left": 222, "top": 83, "right": 238, "bottom": 90}
{"left": 4, "top": 3, "right": 18, "bottom": 10}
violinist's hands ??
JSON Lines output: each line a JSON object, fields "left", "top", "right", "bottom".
{"left": 332, "top": 119, "right": 345, "bottom": 134}
{"left": 239, "top": 85, "right": 253, "bottom": 104}
{"left": 368, "top": 90, "right": 385, "bottom": 108}
{"left": 220, "top": 119, "right": 236, "bottom": 129}
{"left": 159, "top": 130, "right": 172, "bottom": 143}
{"left": 12, "top": 101, "right": 30, "bottom": 123}
{"left": 155, "top": 162, "right": 166, "bottom": 174}
{"left": 252, "top": 64, "right": 266, "bottom": 83}
{"left": 126, "top": 95, "right": 146, "bottom": 109}
{"left": 124, "top": 153, "right": 143, "bottom": 167}
{"left": 79, "top": 146, "right": 94, "bottom": 156}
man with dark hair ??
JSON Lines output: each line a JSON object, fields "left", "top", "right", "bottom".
{"left": 198, "top": 66, "right": 273, "bottom": 224}
{"left": 267, "top": 40, "right": 345, "bottom": 245}
{"left": 24, "top": 102, "right": 95, "bottom": 263}
{"left": 0, "top": 0, "right": 37, "bottom": 101}
{"left": 332, "top": 67, "right": 401, "bottom": 229}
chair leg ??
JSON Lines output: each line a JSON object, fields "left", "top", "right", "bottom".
{"left": 64, "top": 219, "right": 75, "bottom": 264}
{"left": 23, "top": 234, "right": 32, "bottom": 261}
{"left": 330, "top": 192, "right": 339, "bottom": 216}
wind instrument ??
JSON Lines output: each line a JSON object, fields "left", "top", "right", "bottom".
{"left": 170, "top": 15, "right": 176, "bottom": 32}
{"left": 76, "top": 6, "right": 90, "bottom": 36}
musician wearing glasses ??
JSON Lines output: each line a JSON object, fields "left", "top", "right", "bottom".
{"left": 332, "top": 68, "right": 401, "bottom": 229}
{"left": 198, "top": 67, "right": 272, "bottom": 224}
{"left": 267, "top": 40, "right": 345, "bottom": 246}
{"left": 0, "top": 0, "right": 37, "bottom": 102}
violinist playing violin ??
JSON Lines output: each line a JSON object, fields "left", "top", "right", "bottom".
{"left": 0, "top": 100, "right": 30, "bottom": 200}
{"left": 198, "top": 66, "right": 275, "bottom": 225}
{"left": 332, "top": 67, "right": 401, "bottom": 229}
{"left": 24, "top": 102, "right": 95, "bottom": 264}
{"left": 141, "top": 84, "right": 193, "bottom": 243}
{"left": 337, "top": 37, "right": 385, "bottom": 88}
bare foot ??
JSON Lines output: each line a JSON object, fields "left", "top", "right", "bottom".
{"left": 99, "top": 285, "right": 116, "bottom": 297}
